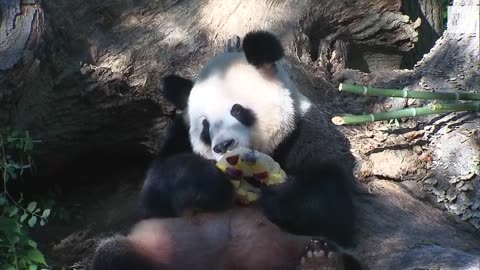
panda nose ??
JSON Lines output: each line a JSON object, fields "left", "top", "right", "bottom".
{"left": 213, "top": 139, "right": 236, "bottom": 154}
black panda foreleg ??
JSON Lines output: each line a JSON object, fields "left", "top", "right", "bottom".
{"left": 259, "top": 161, "right": 356, "bottom": 247}
{"left": 138, "top": 153, "right": 235, "bottom": 219}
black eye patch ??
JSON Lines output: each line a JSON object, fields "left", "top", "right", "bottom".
{"left": 200, "top": 119, "right": 211, "bottom": 145}
{"left": 230, "top": 104, "right": 256, "bottom": 126}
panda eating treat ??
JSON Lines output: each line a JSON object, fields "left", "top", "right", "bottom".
{"left": 91, "top": 30, "right": 363, "bottom": 270}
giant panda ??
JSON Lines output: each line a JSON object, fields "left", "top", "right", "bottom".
{"left": 91, "top": 30, "right": 362, "bottom": 270}
{"left": 148, "top": 30, "right": 357, "bottom": 242}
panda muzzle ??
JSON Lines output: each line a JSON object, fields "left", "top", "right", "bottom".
{"left": 213, "top": 139, "right": 236, "bottom": 154}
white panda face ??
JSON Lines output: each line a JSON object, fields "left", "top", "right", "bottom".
{"left": 187, "top": 52, "right": 304, "bottom": 161}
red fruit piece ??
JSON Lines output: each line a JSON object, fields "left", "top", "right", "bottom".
{"left": 254, "top": 171, "right": 269, "bottom": 182}
{"left": 226, "top": 167, "right": 243, "bottom": 180}
{"left": 226, "top": 154, "right": 240, "bottom": 165}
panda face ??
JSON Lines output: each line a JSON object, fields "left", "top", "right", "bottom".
{"left": 187, "top": 53, "right": 300, "bottom": 161}
{"left": 162, "top": 31, "right": 312, "bottom": 161}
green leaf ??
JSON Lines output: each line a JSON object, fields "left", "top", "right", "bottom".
{"left": 20, "top": 212, "right": 29, "bottom": 223}
{"left": 40, "top": 219, "right": 45, "bottom": 226}
{"left": 0, "top": 195, "right": 7, "bottom": 205}
{"left": 27, "top": 248, "right": 47, "bottom": 265}
{"left": 30, "top": 265, "right": 38, "bottom": 270}
{"left": 28, "top": 239, "right": 38, "bottom": 248}
{"left": 27, "top": 201, "right": 37, "bottom": 212}
{"left": 7, "top": 235, "right": 20, "bottom": 245}
{"left": 10, "top": 163, "right": 21, "bottom": 169}
{"left": 5, "top": 166, "right": 17, "bottom": 180}
{"left": 25, "top": 139, "right": 34, "bottom": 151}
{"left": 5, "top": 265, "right": 16, "bottom": 270}
{"left": 8, "top": 206, "right": 19, "bottom": 217}
{"left": 28, "top": 216, "right": 37, "bottom": 228}
{"left": 0, "top": 216, "right": 19, "bottom": 234}
{"left": 42, "top": 209, "right": 51, "bottom": 219}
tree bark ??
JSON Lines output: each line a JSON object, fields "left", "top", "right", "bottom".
{"left": 1, "top": 0, "right": 479, "bottom": 269}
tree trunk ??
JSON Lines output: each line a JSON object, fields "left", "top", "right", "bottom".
{"left": 1, "top": 0, "right": 479, "bottom": 269}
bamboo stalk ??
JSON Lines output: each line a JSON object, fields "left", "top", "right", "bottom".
{"left": 429, "top": 102, "right": 480, "bottom": 111}
{"left": 339, "top": 83, "right": 480, "bottom": 101}
{"left": 331, "top": 107, "right": 451, "bottom": 126}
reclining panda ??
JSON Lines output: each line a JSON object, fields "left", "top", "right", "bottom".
{"left": 92, "top": 30, "right": 362, "bottom": 270}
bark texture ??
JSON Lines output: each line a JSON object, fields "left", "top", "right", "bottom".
{"left": 1, "top": 0, "right": 480, "bottom": 269}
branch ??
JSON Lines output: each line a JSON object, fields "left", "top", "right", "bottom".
{"left": 339, "top": 83, "right": 480, "bottom": 101}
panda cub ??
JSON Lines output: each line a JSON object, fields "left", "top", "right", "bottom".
{"left": 138, "top": 30, "right": 357, "bottom": 246}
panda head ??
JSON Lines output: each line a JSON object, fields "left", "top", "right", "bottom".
{"left": 163, "top": 31, "right": 311, "bottom": 161}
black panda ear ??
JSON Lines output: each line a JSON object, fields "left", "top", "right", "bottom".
{"left": 162, "top": 75, "right": 193, "bottom": 110}
{"left": 242, "top": 30, "right": 284, "bottom": 67}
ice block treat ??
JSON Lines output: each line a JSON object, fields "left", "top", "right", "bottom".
{"left": 216, "top": 147, "right": 287, "bottom": 204}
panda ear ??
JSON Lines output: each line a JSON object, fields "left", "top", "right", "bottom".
{"left": 242, "top": 30, "right": 284, "bottom": 67}
{"left": 162, "top": 75, "right": 193, "bottom": 110}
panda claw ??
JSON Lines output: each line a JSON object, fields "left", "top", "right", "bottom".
{"left": 315, "top": 250, "right": 324, "bottom": 257}
{"left": 296, "top": 239, "right": 340, "bottom": 270}
{"left": 327, "top": 252, "right": 335, "bottom": 259}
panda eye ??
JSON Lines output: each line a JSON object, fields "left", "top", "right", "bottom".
{"left": 231, "top": 104, "right": 242, "bottom": 116}
{"left": 230, "top": 104, "right": 256, "bottom": 127}
{"left": 200, "top": 119, "right": 211, "bottom": 145}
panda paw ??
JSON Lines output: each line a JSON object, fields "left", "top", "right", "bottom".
{"left": 224, "top": 34, "right": 241, "bottom": 53}
{"left": 296, "top": 239, "right": 341, "bottom": 270}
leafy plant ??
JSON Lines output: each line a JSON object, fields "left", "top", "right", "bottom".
{"left": 0, "top": 130, "right": 50, "bottom": 270}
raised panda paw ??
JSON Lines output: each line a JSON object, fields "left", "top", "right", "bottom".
{"left": 216, "top": 147, "right": 287, "bottom": 205}
{"left": 297, "top": 239, "right": 362, "bottom": 270}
